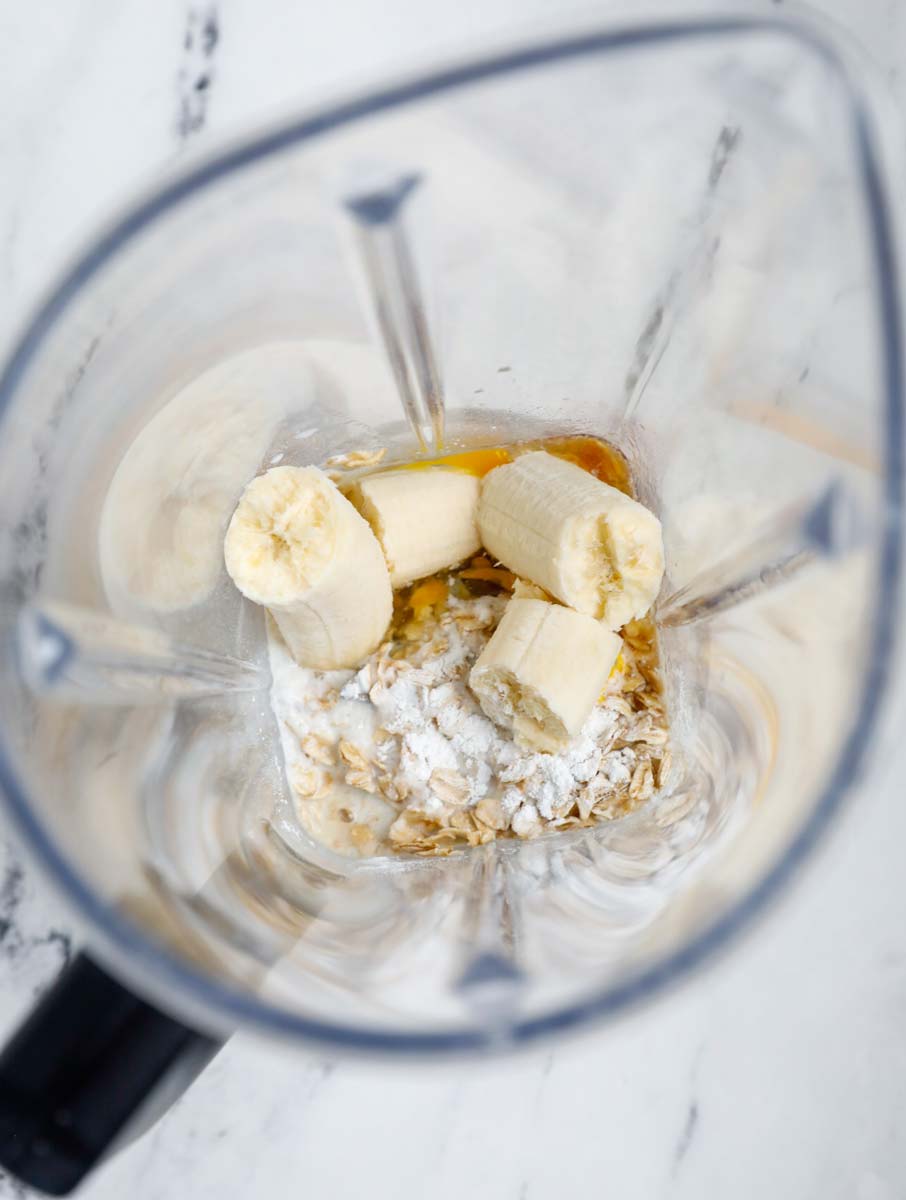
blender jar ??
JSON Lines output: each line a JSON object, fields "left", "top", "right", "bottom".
{"left": 0, "top": 14, "right": 900, "bottom": 1194}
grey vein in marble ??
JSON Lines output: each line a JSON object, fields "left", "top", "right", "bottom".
{"left": 0, "top": 848, "right": 71, "bottom": 985}
{"left": 671, "top": 1100, "right": 700, "bottom": 1175}
{"left": 177, "top": 5, "right": 220, "bottom": 143}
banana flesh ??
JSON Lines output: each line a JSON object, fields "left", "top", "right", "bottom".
{"left": 469, "top": 596, "right": 622, "bottom": 752}
{"left": 224, "top": 465, "right": 391, "bottom": 669}
{"left": 349, "top": 467, "right": 480, "bottom": 586}
{"left": 478, "top": 451, "right": 664, "bottom": 629}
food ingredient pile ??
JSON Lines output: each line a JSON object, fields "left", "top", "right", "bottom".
{"left": 225, "top": 438, "right": 669, "bottom": 857}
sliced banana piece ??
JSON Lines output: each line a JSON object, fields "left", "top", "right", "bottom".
{"left": 469, "top": 596, "right": 622, "bottom": 753}
{"left": 479, "top": 451, "right": 665, "bottom": 629}
{"left": 224, "top": 465, "right": 391, "bottom": 669}
{"left": 349, "top": 467, "right": 480, "bottom": 587}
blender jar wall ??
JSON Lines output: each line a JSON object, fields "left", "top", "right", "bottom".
{"left": 0, "top": 19, "right": 898, "bottom": 1046}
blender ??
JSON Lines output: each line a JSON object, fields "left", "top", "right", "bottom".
{"left": 0, "top": 14, "right": 900, "bottom": 1194}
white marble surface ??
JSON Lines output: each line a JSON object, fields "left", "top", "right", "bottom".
{"left": 2, "top": 1, "right": 906, "bottom": 1197}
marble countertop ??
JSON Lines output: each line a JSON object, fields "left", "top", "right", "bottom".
{"left": 2, "top": 2, "right": 906, "bottom": 1197}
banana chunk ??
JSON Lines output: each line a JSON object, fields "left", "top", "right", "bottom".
{"left": 469, "top": 597, "right": 621, "bottom": 753}
{"left": 478, "top": 451, "right": 664, "bottom": 629}
{"left": 349, "top": 467, "right": 480, "bottom": 587}
{"left": 224, "top": 465, "right": 391, "bottom": 669}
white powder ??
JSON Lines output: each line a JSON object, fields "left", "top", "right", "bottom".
{"left": 399, "top": 728, "right": 459, "bottom": 792}
{"left": 268, "top": 589, "right": 660, "bottom": 855}
{"left": 599, "top": 749, "right": 634, "bottom": 786}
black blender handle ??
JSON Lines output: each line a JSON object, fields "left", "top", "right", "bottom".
{"left": 0, "top": 951, "right": 222, "bottom": 1196}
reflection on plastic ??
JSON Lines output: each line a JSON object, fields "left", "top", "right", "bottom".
{"left": 658, "top": 483, "right": 867, "bottom": 627}
{"left": 343, "top": 170, "right": 445, "bottom": 452}
{"left": 16, "top": 600, "right": 267, "bottom": 704}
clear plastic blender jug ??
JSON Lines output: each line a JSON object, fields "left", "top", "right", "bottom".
{"left": 0, "top": 14, "right": 901, "bottom": 1195}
